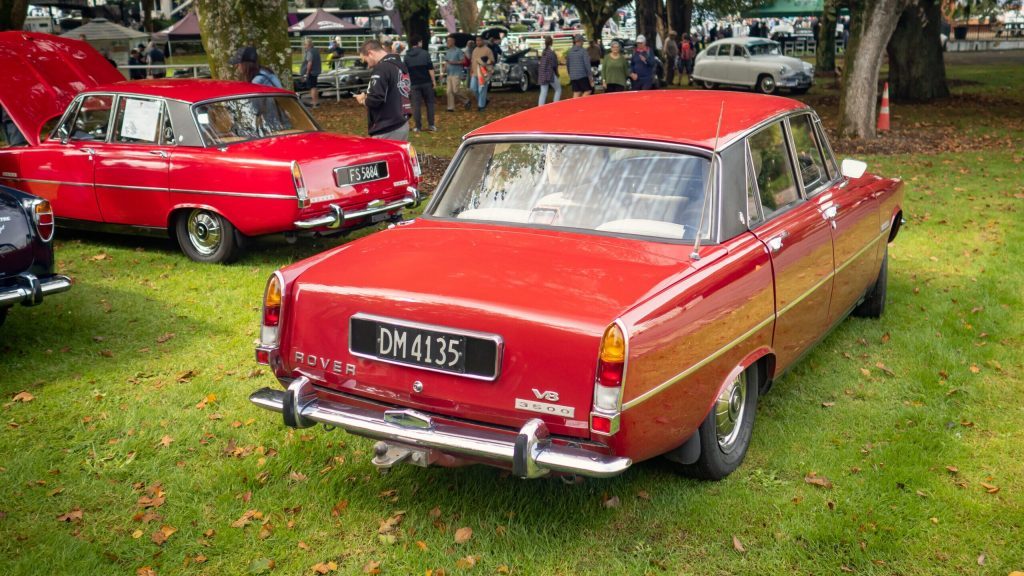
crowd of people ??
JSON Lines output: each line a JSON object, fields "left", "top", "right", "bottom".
{"left": 125, "top": 41, "right": 167, "bottom": 80}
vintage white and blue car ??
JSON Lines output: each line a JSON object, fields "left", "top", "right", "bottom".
{"left": 693, "top": 38, "right": 814, "bottom": 95}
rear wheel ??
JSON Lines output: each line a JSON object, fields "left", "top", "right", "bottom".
{"left": 518, "top": 71, "right": 530, "bottom": 92}
{"left": 756, "top": 74, "right": 777, "bottom": 94}
{"left": 675, "top": 363, "right": 760, "bottom": 480}
{"left": 175, "top": 209, "right": 241, "bottom": 264}
{"left": 702, "top": 79, "right": 717, "bottom": 89}
{"left": 853, "top": 248, "right": 888, "bottom": 318}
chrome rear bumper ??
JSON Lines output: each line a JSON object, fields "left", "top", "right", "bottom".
{"left": 0, "top": 274, "right": 72, "bottom": 307}
{"left": 293, "top": 188, "right": 420, "bottom": 230}
{"left": 249, "top": 377, "right": 631, "bottom": 479}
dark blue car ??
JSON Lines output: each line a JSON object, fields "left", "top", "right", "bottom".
{"left": 0, "top": 185, "right": 71, "bottom": 327}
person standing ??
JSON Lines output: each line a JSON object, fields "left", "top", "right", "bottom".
{"left": 664, "top": 31, "right": 679, "bottom": 86}
{"left": 629, "top": 34, "right": 657, "bottom": 90}
{"left": 444, "top": 35, "right": 471, "bottom": 111}
{"left": 470, "top": 35, "right": 494, "bottom": 111}
{"left": 127, "top": 49, "right": 146, "bottom": 80}
{"left": 404, "top": 35, "right": 436, "bottom": 132}
{"left": 600, "top": 40, "right": 629, "bottom": 93}
{"left": 680, "top": 34, "right": 697, "bottom": 85}
{"left": 566, "top": 34, "right": 593, "bottom": 97}
{"left": 301, "top": 38, "right": 322, "bottom": 108}
{"left": 536, "top": 35, "right": 561, "bottom": 105}
{"left": 354, "top": 39, "right": 411, "bottom": 141}
{"left": 147, "top": 41, "right": 166, "bottom": 78}
{"left": 328, "top": 35, "right": 345, "bottom": 68}
{"left": 586, "top": 38, "right": 603, "bottom": 69}
{"left": 488, "top": 35, "right": 503, "bottom": 61}
{"left": 230, "top": 46, "right": 282, "bottom": 87}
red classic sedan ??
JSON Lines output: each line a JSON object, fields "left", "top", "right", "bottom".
{"left": 0, "top": 33, "right": 421, "bottom": 263}
{"left": 249, "top": 91, "right": 904, "bottom": 480}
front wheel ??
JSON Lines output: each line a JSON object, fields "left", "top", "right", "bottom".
{"left": 756, "top": 74, "right": 777, "bottom": 94}
{"left": 175, "top": 209, "right": 241, "bottom": 264}
{"left": 518, "top": 71, "right": 530, "bottom": 92}
{"left": 702, "top": 79, "right": 717, "bottom": 89}
{"left": 676, "top": 363, "right": 760, "bottom": 480}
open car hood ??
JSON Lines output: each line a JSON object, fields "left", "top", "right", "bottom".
{"left": 0, "top": 32, "right": 123, "bottom": 146}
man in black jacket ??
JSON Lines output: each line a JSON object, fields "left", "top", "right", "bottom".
{"left": 354, "top": 39, "right": 411, "bottom": 141}
{"left": 403, "top": 35, "right": 436, "bottom": 132}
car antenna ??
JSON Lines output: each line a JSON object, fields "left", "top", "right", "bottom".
{"left": 690, "top": 101, "right": 725, "bottom": 262}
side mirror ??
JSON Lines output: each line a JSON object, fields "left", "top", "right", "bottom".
{"left": 840, "top": 158, "right": 867, "bottom": 179}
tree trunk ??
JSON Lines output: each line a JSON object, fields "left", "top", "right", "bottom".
{"left": 635, "top": 0, "right": 659, "bottom": 46}
{"left": 142, "top": 0, "right": 154, "bottom": 33}
{"left": 400, "top": 0, "right": 432, "bottom": 47}
{"left": 839, "top": 0, "right": 913, "bottom": 138}
{"left": 453, "top": 0, "right": 478, "bottom": 33}
{"left": 0, "top": 0, "right": 29, "bottom": 31}
{"left": 816, "top": 0, "right": 837, "bottom": 73}
{"left": 680, "top": 0, "right": 693, "bottom": 38}
{"left": 195, "top": 0, "right": 292, "bottom": 90}
{"left": 887, "top": 0, "right": 948, "bottom": 101}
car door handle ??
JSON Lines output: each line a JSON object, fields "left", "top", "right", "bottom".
{"left": 81, "top": 147, "right": 96, "bottom": 155}
{"left": 767, "top": 231, "right": 788, "bottom": 254}
{"left": 148, "top": 150, "right": 169, "bottom": 158}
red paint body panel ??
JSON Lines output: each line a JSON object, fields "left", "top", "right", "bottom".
{"left": 469, "top": 91, "right": 807, "bottom": 150}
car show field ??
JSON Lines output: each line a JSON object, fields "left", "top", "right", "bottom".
{"left": 0, "top": 52, "right": 1022, "bottom": 576}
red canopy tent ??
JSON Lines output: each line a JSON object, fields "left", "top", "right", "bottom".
{"left": 152, "top": 11, "right": 201, "bottom": 43}
{"left": 288, "top": 9, "right": 360, "bottom": 35}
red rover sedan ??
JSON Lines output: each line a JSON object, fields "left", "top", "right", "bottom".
{"left": 0, "top": 33, "right": 421, "bottom": 263}
{"left": 249, "top": 91, "right": 904, "bottom": 480}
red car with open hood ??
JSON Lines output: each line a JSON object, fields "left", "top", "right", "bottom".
{"left": 249, "top": 91, "right": 904, "bottom": 480}
{"left": 0, "top": 32, "right": 421, "bottom": 263}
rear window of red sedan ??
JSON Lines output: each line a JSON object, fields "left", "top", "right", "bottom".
{"left": 193, "top": 96, "right": 317, "bottom": 146}
{"left": 430, "top": 141, "right": 713, "bottom": 241}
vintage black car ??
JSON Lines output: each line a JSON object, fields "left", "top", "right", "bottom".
{"left": 488, "top": 47, "right": 539, "bottom": 92}
{"left": 0, "top": 185, "right": 71, "bottom": 327}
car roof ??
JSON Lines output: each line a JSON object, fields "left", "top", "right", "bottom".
{"left": 468, "top": 91, "right": 807, "bottom": 151}
{"left": 86, "top": 79, "right": 292, "bottom": 103}
{"left": 712, "top": 37, "right": 776, "bottom": 46}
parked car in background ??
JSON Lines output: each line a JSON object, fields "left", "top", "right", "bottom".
{"left": 488, "top": 47, "right": 539, "bottom": 92}
{"left": 0, "top": 185, "right": 71, "bottom": 327}
{"left": 694, "top": 38, "right": 814, "bottom": 95}
{"left": 301, "top": 56, "right": 374, "bottom": 99}
{"left": 0, "top": 32, "right": 422, "bottom": 264}
{"left": 249, "top": 91, "right": 903, "bottom": 481}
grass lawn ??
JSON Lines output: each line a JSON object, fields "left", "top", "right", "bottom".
{"left": 2, "top": 55, "right": 1022, "bottom": 575}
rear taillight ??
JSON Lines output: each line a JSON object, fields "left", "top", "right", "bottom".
{"left": 591, "top": 322, "right": 626, "bottom": 436}
{"left": 259, "top": 273, "right": 284, "bottom": 358}
{"left": 292, "top": 161, "right": 309, "bottom": 208}
{"left": 32, "top": 200, "right": 55, "bottom": 242}
{"left": 405, "top": 143, "right": 421, "bottom": 179}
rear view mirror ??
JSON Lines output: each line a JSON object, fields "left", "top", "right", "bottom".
{"left": 841, "top": 158, "right": 867, "bottom": 179}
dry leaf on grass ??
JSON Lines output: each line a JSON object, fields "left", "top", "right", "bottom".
{"left": 136, "top": 568, "right": 157, "bottom": 576}
{"left": 454, "top": 526, "right": 473, "bottom": 544}
{"left": 602, "top": 495, "right": 621, "bottom": 509}
{"left": 11, "top": 391, "right": 34, "bottom": 403}
{"left": 56, "top": 508, "right": 83, "bottom": 523}
{"left": 979, "top": 482, "right": 1000, "bottom": 494}
{"left": 361, "top": 560, "right": 379, "bottom": 574}
{"left": 378, "top": 511, "right": 405, "bottom": 534}
{"left": 416, "top": 540, "right": 428, "bottom": 551}
{"left": 455, "top": 556, "right": 478, "bottom": 569}
{"left": 732, "top": 535, "right": 746, "bottom": 553}
{"left": 804, "top": 473, "right": 834, "bottom": 489}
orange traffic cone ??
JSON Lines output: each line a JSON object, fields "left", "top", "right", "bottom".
{"left": 877, "top": 82, "right": 890, "bottom": 132}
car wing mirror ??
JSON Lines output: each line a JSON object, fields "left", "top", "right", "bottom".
{"left": 840, "top": 158, "right": 867, "bottom": 179}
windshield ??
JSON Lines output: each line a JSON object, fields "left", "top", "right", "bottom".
{"left": 429, "top": 142, "right": 713, "bottom": 241}
{"left": 193, "top": 96, "right": 317, "bottom": 146}
{"left": 748, "top": 42, "right": 782, "bottom": 56}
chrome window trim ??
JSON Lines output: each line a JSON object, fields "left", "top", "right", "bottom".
{"left": 424, "top": 134, "right": 721, "bottom": 244}
{"left": 813, "top": 114, "right": 843, "bottom": 185}
{"left": 348, "top": 312, "right": 505, "bottom": 382}
{"left": 746, "top": 119, "right": 803, "bottom": 222}
{"left": 743, "top": 138, "right": 765, "bottom": 228}
{"left": 109, "top": 94, "right": 175, "bottom": 147}
{"left": 57, "top": 92, "right": 117, "bottom": 144}
{"left": 786, "top": 113, "right": 834, "bottom": 198}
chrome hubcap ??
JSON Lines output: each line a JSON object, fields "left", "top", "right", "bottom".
{"left": 715, "top": 371, "right": 747, "bottom": 453}
{"left": 761, "top": 77, "right": 775, "bottom": 93}
{"left": 187, "top": 210, "right": 222, "bottom": 255}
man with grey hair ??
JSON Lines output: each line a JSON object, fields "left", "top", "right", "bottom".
{"left": 566, "top": 34, "right": 593, "bottom": 97}
{"left": 301, "top": 37, "right": 322, "bottom": 107}
{"left": 354, "top": 39, "right": 411, "bottom": 141}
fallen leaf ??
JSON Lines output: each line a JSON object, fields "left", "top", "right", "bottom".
{"left": 930, "top": 517, "right": 939, "bottom": 524}
{"left": 636, "top": 490, "right": 651, "bottom": 501}
{"left": 156, "top": 333, "right": 175, "bottom": 343}
{"left": 804, "top": 474, "right": 833, "bottom": 489}
{"left": 248, "top": 558, "right": 275, "bottom": 574}
{"left": 732, "top": 535, "right": 746, "bottom": 553}
{"left": 976, "top": 554, "right": 985, "bottom": 566}
{"left": 455, "top": 556, "right": 477, "bottom": 569}
{"left": 416, "top": 540, "right": 428, "bottom": 551}
{"left": 136, "top": 568, "right": 157, "bottom": 576}
{"left": 177, "top": 369, "right": 198, "bottom": 383}
{"left": 969, "top": 364, "right": 981, "bottom": 374}
{"left": 497, "top": 565, "right": 511, "bottom": 574}
{"left": 298, "top": 541, "right": 311, "bottom": 551}
{"left": 232, "top": 509, "right": 261, "bottom": 528}
{"left": 840, "top": 566, "right": 854, "bottom": 573}
{"left": 428, "top": 505, "right": 441, "bottom": 519}
{"left": 150, "top": 524, "right": 176, "bottom": 545}
{"left": 12, "top": 391, "right": 34, "bottom": 403}
{"left": 331, "top": 500, "right": 349, "bottom": 516}
{"left": 454, "top": 526, "right": 473, "bottom": 544}
{"left": 132, "top": 529, "right": 143, "bottom": 539}
{"left": 821, "top": 401, "right": 835, "bottom": 408}
{"left": 602, "top": 495, "right": 621, "bottom": 509}
{"left": 979, "top": 482, "right": 1000, "bottom": 494}
{"left": 91, "top": 252, "right": 109, "bottom": 261}
{"left": 880, "top": 332, "right": 890, "bottom": 344}
{"left": 378, "top": 511, "right": 405, "bottom": 534}
{"left": 259, "top": 522, "right": 273, "bottom": 539}
{"left": 196, "top": 393, "right": 216, "bottom": 409}
{"left": 860, "top": 368, "right": 871, "bottom": 377}
{"left": 945, "top": 465, "right": 959, "bottom": 474}
{"left": 56, "top": 508, "right": 83, "bottom": 523}
{"left": 288, "top": 471, "right": 307, "bottom": 482}
{"left": 360, "top": 560, "right": 378, "bottom": 574}
{"left": 194, "top": 555, "right": 207, "bottom": 564}
{"left": 875, "top": 362, "right": 895, "bottom": 376}
{"left": 157, "top": 435, "right": 173, "bottom": 448}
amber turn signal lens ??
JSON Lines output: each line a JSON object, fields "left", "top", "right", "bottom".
{"left": 263, "top": 275, "right": 282, "bottom": 326}
{"left": 33, "top": 200, "right": 55, "bottom": 242}
{"left": 599, "top": 324, "right": 626, "bottom": 363}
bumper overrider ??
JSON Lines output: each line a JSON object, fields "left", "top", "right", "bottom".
{"left": 293, "top": 187, "right": 421, "bottom": 230}
{"left": 249, "top": 377, "right": 632, "bottom": 479}
{"left": 0, "top": 273, "right": 72, "bottom": 307}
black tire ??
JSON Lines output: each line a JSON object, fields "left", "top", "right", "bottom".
{"left": 174, "top": 209, "right": 241, "bottom": 264}
{"left": 677, "top": 363, "right": 760, "bottom": 480}
{"left": 518, "top": 71, "right": 530, "bottom": 92}
{"left": 755, "top": 74, "right": 777, "bottom": 94}
{"left": 702, "top": 80, "right": 717, "bottom": 89}
{"left": 853, "top": 248, "right": 888, "bottom": 318}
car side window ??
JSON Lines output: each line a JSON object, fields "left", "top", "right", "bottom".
{"left": 814, "top": 118, "right": 840, "bottom": 180}
{"left": 788, "top": 114, "right": 829, "bottom": 195}
{"left": 70, "top": 95, "right": 113, "bottom": 142}
{"left": 735, "top": 46, "right": 748, "bottom": 58}
{"left": 707, "top": 45, "right": 719, "bottom": 56}
{"left": 747, "top": 122, "right": 799, "bottom": 218}
{"left": 112, "top": 97, "right": 165, "bottom": 145}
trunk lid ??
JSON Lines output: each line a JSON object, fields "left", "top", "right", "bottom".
{"left": 0, "top": 191, "right": 33, "bottom": 275}
{"left": 280, "top": 220, "right": 694, "bottom": 437}
{"left": 228, "top": 132, "right": 416, "bottom": 209}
